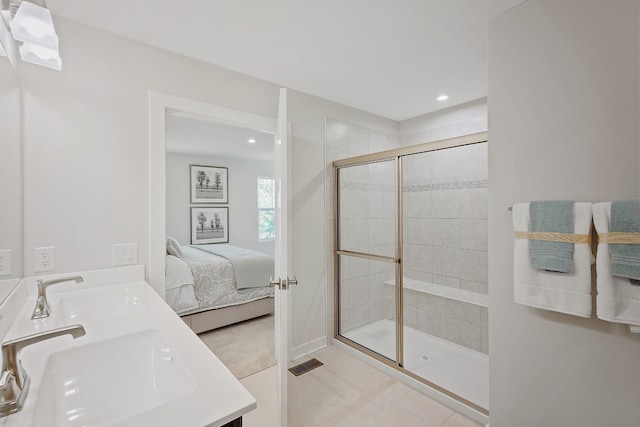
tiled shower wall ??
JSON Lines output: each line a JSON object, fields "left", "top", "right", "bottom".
{"left": 326, "top": 112, "right": 489, "bottom": 353}
{"left": 403, "top": 143, "right": 488, "bottom": 354}
{"left": 338, "top": 160, "right": 397, "bottom": 332}
{"left": 403, "top": 144, "right": 488, "bottom": 292}
{"left": 325, "top": 118, "right": 400, "bottom": 333}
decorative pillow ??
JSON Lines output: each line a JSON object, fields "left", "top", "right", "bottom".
{"left": 166, "top": 236, "right": 183, "bottom": 257}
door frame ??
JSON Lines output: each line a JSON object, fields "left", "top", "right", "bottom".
{"left": 148, "top": 91, "right": 278, "bottom": 297}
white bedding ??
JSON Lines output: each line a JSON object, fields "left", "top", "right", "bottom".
{"left": 175, "top": 246, "right": 274, "bottom": 316}
{"left": 165, "top": 255, "right": 199, "bottom": 314}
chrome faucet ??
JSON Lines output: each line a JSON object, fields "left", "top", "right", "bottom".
{"left": 0, "top": 324, "right": 86, "bottom": 417}
{"left": 31, "top": 275, "right": 84, "bottom": 319}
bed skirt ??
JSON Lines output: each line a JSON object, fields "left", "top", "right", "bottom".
{"left": 181, "top": 297, "right": 275, "bottom": 334}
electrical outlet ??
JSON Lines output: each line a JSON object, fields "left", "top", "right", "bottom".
{"left": 35, "top": 247, "right": 55, "bottom": 272}
{"left": 0, "top": 250, "right": 11, "bottom": 276}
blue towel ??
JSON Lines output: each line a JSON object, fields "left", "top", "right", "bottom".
{"left": 610, "top": 200, "right": 640, "bottom": 283}
{"left": 529, "top": 201, "right": 574, "bottom": 273}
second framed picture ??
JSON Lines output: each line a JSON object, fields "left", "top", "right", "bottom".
{"left": 190, "top": 165, "right": 228, "bottom": 203}
{"left": 191, "top": 207, "right": 229, "bottom": 244}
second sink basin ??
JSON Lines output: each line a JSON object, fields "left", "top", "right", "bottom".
{"left": 32, "top": 329, "right": 196, "bottom": 427}
{"left": 59, "top": 283, "right": 147, "bottom": 323}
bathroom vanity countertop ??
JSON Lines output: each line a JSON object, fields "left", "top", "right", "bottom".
{"left": 0, "top": 267, "right": 256, "bottom": 427}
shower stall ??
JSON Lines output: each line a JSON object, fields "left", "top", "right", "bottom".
{"left": 333, "top": 132, "right": 489, "bottom": 414}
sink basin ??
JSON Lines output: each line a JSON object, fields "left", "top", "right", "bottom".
{"left": 32, "top": 329, "right": 196, "bottom": 427}
{"left": 4, "top": 274, "right": 256, "bottom": 426}
{"left": 59, "top": 284, "right": 147, "bottom": 322}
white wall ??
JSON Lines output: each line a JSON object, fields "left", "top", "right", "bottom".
{"left": 20, "top": 17, "right": 279, "bottom": 278}
{"left": 166, "top": 152, "right": 274, "bottom": 258}
{"left": 399, "top": 98, "right": 488, "bottom": 145}
{"left": 19, "top": 17, "right": 397, "bottom": 356}
{"left": 489, "top": 1, "right": 640, "bottom": 425}
{"left": 0, "top": 59, "right": 22, "bottom": 280}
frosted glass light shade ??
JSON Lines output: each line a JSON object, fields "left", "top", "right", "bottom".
{"left": 19, "top": 41, "right": 61, "bottom": 70}
{"left": 10, "top": 1, "right": 58, "bottom": 50}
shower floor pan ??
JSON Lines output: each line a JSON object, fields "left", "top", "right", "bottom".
{"left": 344, "top": 319, "right": 488, "bottom": 409}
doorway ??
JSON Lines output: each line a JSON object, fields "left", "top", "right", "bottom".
{"left": 164, "top": 111, "right": 277, "bottom": 379}
{"left": 148, "top": 91, "right": 295, "bottom": 426}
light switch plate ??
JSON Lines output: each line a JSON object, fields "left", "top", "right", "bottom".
{"left": 0, "top": 250, "right": 11, "bottom": 276}
{"left": 112, "top": 243, "right": 138, "bottom": 266}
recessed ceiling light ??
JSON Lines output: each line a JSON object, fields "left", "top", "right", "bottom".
{"left": 248, "top": 138, "right": 256, "bottom": 144}
{"left": 437, "top": 94, "right": 449, "bottom": 101}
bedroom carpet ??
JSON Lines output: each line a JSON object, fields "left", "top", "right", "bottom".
{"left": 199, "top": 314, "right": 276, "bottom": 379}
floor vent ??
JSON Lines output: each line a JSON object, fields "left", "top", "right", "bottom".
{"left": 288, "top": 358, "right": 323, "bottom": 376}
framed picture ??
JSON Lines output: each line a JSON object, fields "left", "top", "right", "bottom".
{"left": 191, "top": 207, "right": 229, "bottom": 244}
{"left": 190, "top": 165, "right": 228, "bottom": 204}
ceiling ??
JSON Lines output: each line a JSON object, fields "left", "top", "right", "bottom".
{"left": 165, "top": 112, "right": 274, "bottom": 161}
{"left": 46, "top": 0, "right": 526, "bottom": 121}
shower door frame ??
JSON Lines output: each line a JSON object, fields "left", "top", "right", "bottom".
{"left": 333, "top": 131, "right": 489, "bottom": 416}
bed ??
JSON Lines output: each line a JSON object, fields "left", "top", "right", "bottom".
{"left": 165, "top": 237, "right": 275, "bottom": 334}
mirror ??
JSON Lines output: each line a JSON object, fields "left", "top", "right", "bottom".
{"left": 0, "top": 54, "right": 23, "bottom": 301}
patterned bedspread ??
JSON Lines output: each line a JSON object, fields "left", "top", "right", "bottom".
{"left": 178, "top": 246, "right": 274, "bottom": 316}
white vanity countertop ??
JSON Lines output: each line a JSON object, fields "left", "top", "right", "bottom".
{"left": 0, "top": 266, "right": 256, "bottom": 427}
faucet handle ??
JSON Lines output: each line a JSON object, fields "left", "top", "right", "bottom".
{"left": 0, "top": 370, "right": 12, "bottom": 389}
{"left": 0, "top": 370, "right": 29, "bottom": 417}
{"left": 0, "top": 370, "right": 19, "bottom": 401}
{"left": 31, "top": 275, "right": 84, "bottom": 320}
{"left": 31, "top": 295, "right": 50, "bottom": 320}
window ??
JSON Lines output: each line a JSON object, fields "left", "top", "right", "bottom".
{"left": 258, "top": 177, "right": 275, "bottom": 241}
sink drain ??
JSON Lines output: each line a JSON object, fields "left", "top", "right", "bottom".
{"left": 418, "top": 354, "right": 432, "bottom": 362}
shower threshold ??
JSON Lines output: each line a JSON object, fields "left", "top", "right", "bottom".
{"left": 343, "top": 319, "right": 489, "bottom": 410}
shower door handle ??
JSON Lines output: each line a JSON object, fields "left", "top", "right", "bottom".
{"left": 286, "top": 276, "right": 298, "bottom": 287}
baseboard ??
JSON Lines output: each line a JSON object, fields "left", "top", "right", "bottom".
{"left": 290, "top": 336, "right": 327, "bottom": 361}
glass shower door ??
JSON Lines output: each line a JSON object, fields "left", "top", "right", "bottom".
{"left": 336, "top": 159, "right": 398, "bottom": 362}
{"left": 402, "top": 143, "right": 489, "bottom": 411}
{"left": 333, "top": 133, "right": 490, "bottom": 416}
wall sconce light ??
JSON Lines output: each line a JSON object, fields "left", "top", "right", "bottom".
{"left": 7, "top": 0, "right": 61, "bottom": 70}
{"left": 19, "top": 40, "right": 60, "bottom": 69}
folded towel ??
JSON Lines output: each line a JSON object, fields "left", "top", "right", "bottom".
{"left": 593, "top": 202, "right": 640, "bottom": 328}
{"left": 529, "top": 200, "right": 574, "bottom": 273}
{"left": 610, "top": 200, "right": 640, "bottom": 281}
{"left": 513, "top": 202, "right": 593, "bottom": 317}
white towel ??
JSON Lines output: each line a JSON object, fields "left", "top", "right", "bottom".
{"left": 593, "top": 202, "right": 640, "bottom": 332}
{"left": 512, "top": 202, "right": 593, "bottom": 317}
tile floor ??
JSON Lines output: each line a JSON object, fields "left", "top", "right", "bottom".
{"left": 240, "top": 344, "right": 482, "bottom": 427}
